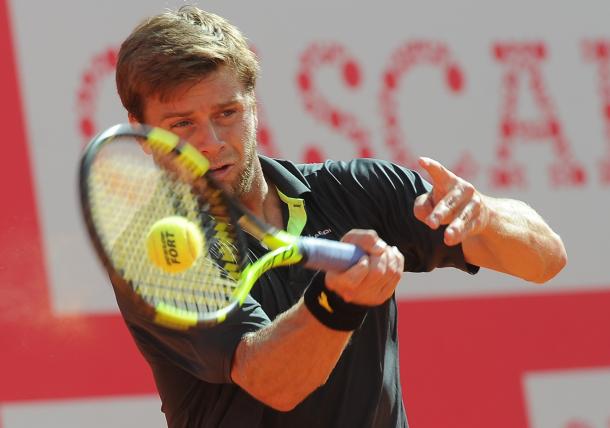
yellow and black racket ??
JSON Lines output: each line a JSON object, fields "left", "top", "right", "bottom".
{"left": 79, "top": 123, "right": 364, "bottom": 330}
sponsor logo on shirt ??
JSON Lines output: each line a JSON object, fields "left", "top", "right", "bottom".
{"left": 312, "top": 228, "right": 332, "bottom": 238}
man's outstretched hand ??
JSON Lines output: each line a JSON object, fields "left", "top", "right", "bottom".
{"left": 414, "top": 157, "right": 491, "bottom": 246}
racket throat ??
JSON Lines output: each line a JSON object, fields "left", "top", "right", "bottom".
{"left": 237, "top": 216, "right": 296, "bottom": 250}
{"left": 233, "top": 244, "right": 303, "bottom": 304}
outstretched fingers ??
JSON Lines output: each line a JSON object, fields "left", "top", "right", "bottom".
{"left": 415, "top": 157, "right": 489, "bottom": 245}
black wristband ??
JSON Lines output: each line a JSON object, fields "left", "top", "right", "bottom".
{"left": 303, "top": 273, "right": 368, "bottom": 331}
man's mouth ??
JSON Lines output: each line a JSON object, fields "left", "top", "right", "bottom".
{"left": 208, "top": 164, "right": 232, "bottom": 180}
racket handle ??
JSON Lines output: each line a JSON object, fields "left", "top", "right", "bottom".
{"left": 298, "top": 237, "right": 365, "bottom": 272}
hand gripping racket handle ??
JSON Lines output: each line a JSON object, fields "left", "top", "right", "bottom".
{"left": 297, "top": 237, "right": 366, "bottom": 272}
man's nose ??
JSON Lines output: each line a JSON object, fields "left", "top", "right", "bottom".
{"left": 191, "top": 122, "right": 224, "bottom": 155}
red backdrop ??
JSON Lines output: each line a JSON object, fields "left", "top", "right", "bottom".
{"left": 2, "top": 1, "right": 610, "bottom": 426}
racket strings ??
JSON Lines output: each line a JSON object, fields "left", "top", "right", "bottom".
{"left": 87, "top": 137, "right": 247, "bottom": 316}
{"left": 167, "top": 164, "right": 246, "bottom": 283}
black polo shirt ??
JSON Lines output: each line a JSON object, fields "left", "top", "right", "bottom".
{"left": 114, "top": 156, "right": 477, "bottom": 428}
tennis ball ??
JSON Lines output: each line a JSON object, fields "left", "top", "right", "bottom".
{"left": 146, "top": 216, "right": 203, "bottom": 274}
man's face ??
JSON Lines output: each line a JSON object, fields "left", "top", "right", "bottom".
{"left": 136, "top": 66, "right": 259, "bottom": 198}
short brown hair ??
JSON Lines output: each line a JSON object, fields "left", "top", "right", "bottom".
{"left": 116, "top": 5, "right": 259, "bottom": 121}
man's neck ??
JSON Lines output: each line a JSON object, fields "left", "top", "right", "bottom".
{"left": 261, "top": 180, "right": 284, "bottom": 230}
{"left": 240, "top": 163, "right": 284, "bottom": 230}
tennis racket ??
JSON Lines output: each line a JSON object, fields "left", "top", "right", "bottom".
{"left": 79, "top": 123, "right": 364, "bottom": 330}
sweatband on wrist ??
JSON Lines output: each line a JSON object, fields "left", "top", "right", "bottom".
{"left": 303, "top": 274, "right": 368, "bottom": 331}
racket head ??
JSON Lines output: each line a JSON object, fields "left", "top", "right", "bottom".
{"left": 79, "top": 123, "right": 252, "bottom": 329}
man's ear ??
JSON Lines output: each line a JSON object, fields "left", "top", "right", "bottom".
{"left": 128, "top": 112, "right": 139, "bottom": 126}
{"left": 128, "top": 113, "right": 152, "bottom": 154}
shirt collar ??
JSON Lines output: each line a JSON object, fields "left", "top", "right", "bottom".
{"left": 259, "top": 156, "right": 310, "bottom": 236}
{"left": 258, "top": 155, "right": 311, "bottom": 198}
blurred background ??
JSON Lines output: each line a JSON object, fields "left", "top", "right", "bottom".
{"left": 1, "top": 0, "right": 609, "bottom": 427}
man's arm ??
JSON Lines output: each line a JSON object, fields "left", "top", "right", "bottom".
{"left": 232, "top": 300, "right": 351, "bottom": 411}
{"left": 231, "top": 230, "right": 403, "bottom": 411}
{"left": 461, "top": 196, "right": 566, "bottom": 283}
{"left": 413, "top": 157, "right": 567, "bottom": 283}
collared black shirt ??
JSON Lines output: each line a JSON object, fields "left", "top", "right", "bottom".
{"left": 114, "top": 156, "right": 477, "bottom": 428}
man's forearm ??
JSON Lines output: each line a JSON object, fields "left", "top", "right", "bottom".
{"left": 462, "top": 196, "right": 567, "bottom": 283}
{"left": 230, "top": 231, "right": 403, "bottom": 411}
{"left": 231, "top": 298, "right": 352, "bottom": 411}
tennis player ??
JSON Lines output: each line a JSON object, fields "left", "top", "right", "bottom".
{"left": 112, "top": 5, "right": 567, "bottom": 427}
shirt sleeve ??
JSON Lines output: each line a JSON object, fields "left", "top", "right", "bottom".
{"left": 111, "top": 273, "right": 271, "bottom": 384}
{"left": 319, "top": 158, "right": 479, "bottom": 274}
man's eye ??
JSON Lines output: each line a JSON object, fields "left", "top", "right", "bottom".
{"left": 220, "top": 109, "right": 236, "bottom": 118}
{"left": 171, "top": 120, "right": 192, "bottom": 128}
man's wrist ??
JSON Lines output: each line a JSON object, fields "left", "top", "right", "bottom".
{"left": 303, "top": 274, "right": 368, "bottom": 331}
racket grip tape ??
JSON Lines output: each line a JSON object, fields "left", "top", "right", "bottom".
{"left": 303, "top": 273, "right": 368, "bottom": 331}
{"left": 297, "top": 237, "right": 365, "bottom": 272}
